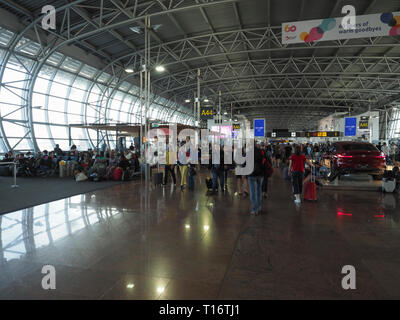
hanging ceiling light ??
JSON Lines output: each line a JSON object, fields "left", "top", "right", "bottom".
{"left": 152, "top": 24, "right": 162, "bottom": 31}
{"left": 125, "top": 68, "right": 134, "bottom": 73}
{"left": 155, "top": 65, "right": 166, "bottom": 72}
{"left": 185, "top": 99, "right": 191, "bottom": 103}
{"left": 129, "top": 26, "right": 142, "bottom": 34}
{"left": 204, "top": 99, "right": 209, "bottom": 103}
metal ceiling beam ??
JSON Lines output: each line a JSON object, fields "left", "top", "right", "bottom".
{"left": 2, "top": 0, "right": 34, "bottom": 18}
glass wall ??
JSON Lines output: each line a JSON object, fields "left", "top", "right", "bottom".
{"left": 0, "top": 26, "right": 194, "bottom": 153}
{"left": 388, "top": 107, "right": 400, "bottom": 140}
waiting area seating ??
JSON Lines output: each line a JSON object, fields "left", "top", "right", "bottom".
{"left": 0, "top": 145, "right": 141, "bottom": 182}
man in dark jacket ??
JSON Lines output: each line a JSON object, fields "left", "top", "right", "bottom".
{"left": 248, "top": 143, "right": 266, "bottom": 215}
{"left": 209, "top": 145, "right": 225, "bottom": 195}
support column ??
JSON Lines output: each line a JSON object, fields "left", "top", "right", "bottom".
{"left": 197, "top": 68, "right": 200, "bottom": 125}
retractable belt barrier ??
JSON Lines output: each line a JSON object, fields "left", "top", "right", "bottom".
{"left": 0, "top": 161, "right": 19, "bottom": 188}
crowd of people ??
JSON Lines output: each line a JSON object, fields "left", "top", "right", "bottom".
{"left": 0, "top": 144, "right": 140, "bottom": 182}
{"left": 2, "top": 138, "right": 399, "bottom": 214}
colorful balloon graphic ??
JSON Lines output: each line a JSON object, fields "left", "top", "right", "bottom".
{"left": 320, "top": 18, "right": 336, "bottom": 32}
{"left": 300, "top": 18, "right": 336, "bottom": 43}
{"left": 300, "top": 32, "right": 308, "bottom": 41}
{"left": 307, "top": 27, "right": 324, "bottom": 42}
{"left": 389, "top": 26, "right": 400, "bottom": 36}
{"left": 380, "top": 13, "right": 400, "bottom": 37}
{"left": 381, "top": 12, "right": 394, "bottom": 24}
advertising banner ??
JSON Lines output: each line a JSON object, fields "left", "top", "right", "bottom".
{"left": 345, "top": 117, "right": 357, "bottom": 136}
{"left": 282, "top": 11, "right": 400, "bottom": 44}
{"left": 254, "top": 119, "right": 265, "bottom": 137}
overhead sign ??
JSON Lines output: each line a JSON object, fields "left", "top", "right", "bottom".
{"left": 282, "top": 11, "right": 400, "bottom": 45}
{"left": 345, "top": 117, "right": 357, "bottom": 136}
{"left": 200, "top": 107, "right": 213, "bottom": 120}
{"left": 254, "top": 119, "right": 265, "bottom": 137}
{"left": 359, "top": 120, "right": 369, "bottom": 130}
{"left": 233, "top": 123, "right": 241, "bottom": 131}
{"left": 305, "top": 131, "right": 340, "bottom": 138}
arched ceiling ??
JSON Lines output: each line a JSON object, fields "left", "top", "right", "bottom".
{"left": 1, "top": 0, "right": 400, "bottom": 131}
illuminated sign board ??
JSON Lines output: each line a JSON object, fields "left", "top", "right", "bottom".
{"left": 200, "top": 107, "right": 213, "bottom": 120}
{"left": 345, "top": 117, "right": 357, "bottom": 136}
{"left": 359, "top": 120, "right": 369, "bottom": 130}
{"left": 254, "top": 119, "right": 265, "bottom": 137}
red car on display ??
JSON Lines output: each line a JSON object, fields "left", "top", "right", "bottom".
{"left": 322, "top": 141, "right": 386, "bottom": 181}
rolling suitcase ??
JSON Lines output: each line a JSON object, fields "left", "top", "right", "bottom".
{"left": 113, "top": 167, "right": 123, "bottom": 181}
{"left": 304, "top": 167, "right": 317, "bottom": 201}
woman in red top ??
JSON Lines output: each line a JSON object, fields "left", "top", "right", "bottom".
{"left": 288, "top": 145, "right": 313, "bottom": 204}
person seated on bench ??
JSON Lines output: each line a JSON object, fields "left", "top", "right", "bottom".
{"left": 79, "top": 153, "right": 91, "bottom": 175}
{"left": 37, "top": 150, "right": 52, "bottom": 176}
{"left": 54, "top": 144, "right": 63, "bottom": 157}
{"left": 130, "top": 153, "right": 140, "bottom": 173}
{"left": 105, "top": 152, "right": 118, "bottom": 179}
{"left": 118, "top": 154, "right": 130, "bottom": 180}
{"left": 88, "top": 151, "right": 108, "bottom": 177}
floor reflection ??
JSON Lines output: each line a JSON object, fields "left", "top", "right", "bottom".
{"left": 0, "top": 173, "right": 400, "bottom": 299}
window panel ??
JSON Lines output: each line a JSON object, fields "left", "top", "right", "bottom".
{"left": 32, "top": 108, "right": 46, "bottom": 122}
{"left": 69, "top": 87, "right": 86, "bottom": 101}
{"left": 33, "top": 124, "right": 51, "bottom": 139}
{"left": 48, "top": 96, "right": 66, "bottom": 112}
{"left": 49, "top": 126, "right": 68, "bottom": 139}
{"left": 73, "top": 77, "right": 89, "bottom": 90}
{"left": 61, "top": 57, "right": 81, "bottom": 73}
{"left": 0, "top": 27, "right": 14, "bottom": 46}
{"left": 2, "top": 121, "right": 26, "bottom": 138}
{"left": 7, "top": 138, "right": 31, "bottom": 150}
{"left": 47, "top": 110, "right": 66, "bottom": 124}
{"left": 47, "top": 52, "right": 64, "bottom": 66}
{"left": 79, "top": 64, "right": 97, "bottom": 78}
{"left": 50, "top": 82, "right": 69, "bottom": 98}
{"left": 35, "top": 139, "right": 53, "bottom": 151}
{"left": 32, "top": 93, "right": 46, "bottom": 108}
{"left": 0, "top": 27, "right": 192, "bottom": 153}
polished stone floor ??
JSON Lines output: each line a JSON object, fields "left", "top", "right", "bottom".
{"left": 1, "top": 170, "right": 400, "bottom": 300}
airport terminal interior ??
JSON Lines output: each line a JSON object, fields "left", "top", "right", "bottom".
{"left": 1, "top": 0, "right": 400, "bottom": 300}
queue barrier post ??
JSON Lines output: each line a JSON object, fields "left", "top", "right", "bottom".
{"left": 0, "top": 161, "right": 19, "bottom": 188}
{"left": 12, "top": 162, "right": 18, "bottom": 188}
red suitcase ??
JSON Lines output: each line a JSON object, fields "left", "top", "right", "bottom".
{"left": 304, "top": 167, "right": 317, "bottom": 201}
{"left": 113, "top": 167, "right": 123, "bottom": 181}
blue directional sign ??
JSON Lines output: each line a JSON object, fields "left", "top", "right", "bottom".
{"left": 254, "top": 119, "right": 265, "bottom": 137}
{"left": 345, "top": 117, "right": 357, "bottom": 136}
